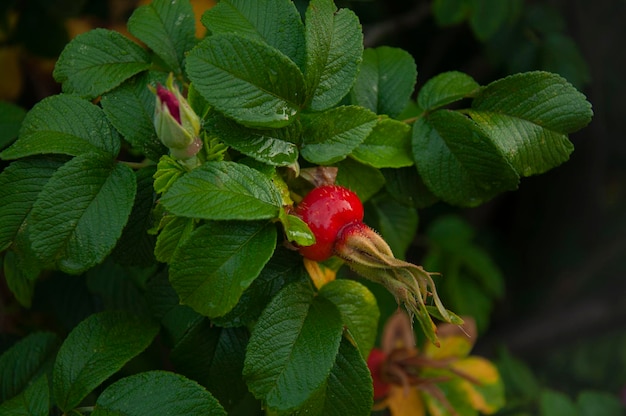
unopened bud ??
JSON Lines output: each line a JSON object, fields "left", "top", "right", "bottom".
{"left": 153, "top": 73, "right": 202, "bottom": 159}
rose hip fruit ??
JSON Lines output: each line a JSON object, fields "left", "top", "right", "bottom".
{"left": 294, "top": 185, "right": 364, "bottom": 261}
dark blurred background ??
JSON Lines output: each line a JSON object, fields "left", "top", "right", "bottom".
{"left": 1, "top": 0, "right": 625, "bottom": 412}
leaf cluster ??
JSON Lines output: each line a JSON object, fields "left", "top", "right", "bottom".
{"left": 0, "top": 0, "right": 593, "bottom": 414}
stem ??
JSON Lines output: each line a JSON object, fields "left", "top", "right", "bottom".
{"left": 119, "top": 159, "right": 155, "bottom": 170}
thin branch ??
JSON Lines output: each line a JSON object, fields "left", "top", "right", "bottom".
{"left": 363, "top": 2, "right": 431, "bottom": 47}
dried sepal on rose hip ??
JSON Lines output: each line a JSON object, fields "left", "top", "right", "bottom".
{"left": 294, "top": 184, "right": 462, "bottom": 345}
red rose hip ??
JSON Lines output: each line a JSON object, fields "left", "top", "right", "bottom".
{"left": 295, "top": 185, "right": 363, "bottom": 261}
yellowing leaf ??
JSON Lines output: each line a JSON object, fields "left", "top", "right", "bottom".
{"left": 451, "top": 357, "right": 505, "bottom": 414}
{"left": 304, "top": 258, "right": 336, "bottom": 290}
{"left": 387, "top": 385, "right": 426, "bottom": 416}
{"left": 424, "top": 318, "right": 477, "bottom": 360}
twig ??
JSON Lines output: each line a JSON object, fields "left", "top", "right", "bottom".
{"left": 363, "top": 2, "right": 431, "bottom": 47}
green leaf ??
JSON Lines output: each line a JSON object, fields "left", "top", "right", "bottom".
{"left": 351, "top": 117, "right": 413, "bottom": 168}
{"left": 127, "top": 0, "right": 196, "bottom": 75}
{"left": 160, "top": 161, "right": 282, "bottom": 220}
{"left": 0, "top": 375, "right": 49, "bottom": 416}
{"left": 495, "top": 347, "right": 540, "bottom": 402}
{"left": 301, "top": 106, "right": 378, "bottom": 165}
{"left": 186, "top": 34, "right": 306, "bottom": 128}
{"left": 368, "top": 195, "right": 419, "bottom": 259}
{"left": 468, "top": 71, "right": 593, "bottom": 176}
{"left": 412, "top": 110, "right": 519, "bottom": 206}
{"left": 53, "top": 28, "right": 151, "bottom": 99}
{"left": 542, "top": 33, "right": 590, "bottom": 90}
{"left": 92, "top": 371, "right": 226, "bottom": 416}
{"left": 577, "top": 391, "right": 624, "bottom": 416}
{"left": 303, "top": 337, "right": 373, "bottom": 416}
{"left": 350, "top": 47, "right": 417, "bottom": 117}
{"left": 319, "top": 280, "right": 379, "bottom": 358}
{"left": 418, "top": 71, "right": 480, "bottom": 111}
{"left": 169, "top": 221, "right": 276, "bottom": 317}
{"left": 154, "top": 215, "right": 195, "bottom": 263}
{"left": 3, "top": 250, "right": 35, "bottom": 307}
{"left": 469, "top": 0, "right": 512, "bottom": 40}
{"left": 0, "top": 158, "right": 63, "bottom": 252}
{"left": 52, "top": 310, "right": 159, "bottom": 412}
{"left": 1, "top": 95, "right": 121, "bottom": 160}
{"left": 205, "top": 113, "right": 298, "bottom": 166}
{"left": 304, "top": 0, "right": 363, "bottom": 111}
{"left": 110, "top": 167, "right": 157, "bottom": 267}
{"left": 100, "top": 72, "right": 168, "bottom": 161}
{"left": 202, "top": 0, "right": 306, "bottom": 69}
{"left": 539, "top": 389, "right": 578, "bottom": 416}
{"left": 244, "top": 281, "right": 343, "bottom": 412}
{"left": 85, "top": 262, "right": 151, "bottom": 317}
{"left": 280, "top": 211, "right": 316, "bottom": 246}
{"left": 382, "top": 167, "right": 439, "bottom": 209}
{"left": 335, "top": 157, "right": 385, "bottom": 202}
{"left": 212, "top": 247, "right": 308, "bottom": 327}
{"left": 153, "top": 155, "right": 186, "bottom": 195}
{"left": 0, "top": 101, "right": 26, "bottom": 150}
{"left": 0, "top": 332, "right": 59, "bottom": 403}
{"left": 29, "top": 153, "right": 137, "bottom": 274}
{"left": 432, "top": 0, "right": 471, "bottom": 26}
{"left": 171, "top": 321, "right": 251, "bottom": 411}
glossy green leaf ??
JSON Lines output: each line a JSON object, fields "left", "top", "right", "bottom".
{"left": 319, "top": 280, "right": 379, "bottom": 358}
{"left": 202, "top": 0, "right": 305, "bottom": 69}
{"left": 212, "top": 247, "right": 308, "bottom": 327}
{"left": 53, "top": 311, "right": 159, "bottom": 412}
{"left": 0, "top": 101, "right": 26, "bottom": 150}
{"left": 128, "top": 0, "right": 196, "bottom": 75}
{"left": 280, "top": 211, "right": 316, "bottom": 246}
{"left": 53, "top": 28, "right": 151, "bottom": 99}
{"left": 350, "top": 47, "right": 417, "bottom": 117}
{"left": 412, "top": 110, "right": 519, "bottom": 206}
{"left": 304, "top": 0, "right": 363, "bottom": 110}
{"left": 335, "top": 157, "right": 385, "bottom": 203}
{"left": 351, "top": 117, "right": 413, "bottom": 168}
{"left": 244, "top": 281, "right": 343, "bottom": 412}
{"left": 169, "top": 221, "right": 276, "bottom": 317}
{"left": 417, "top": 71, "right": 479, "bottom": 111}
{"left": 154, "top": 215, "right": 195, "bottom": 263}
{"left": 100, "top": 72, "right": 168, "bottom": 161}
{"left": 0, "top": 158, "right": 63, "bottom": 252}
{"left": 160, "top": 161, "right": 282, "bottom": 220}
{"left": 29, "top": 152, "right": 137, "bottom": 274}
{"left": 0, "top": 332, "right": 59, "bottom": 403}
{"left": 1, "top": 95, "right": 121, "bottom": 160}
{"left": 301, "top": 106, "right": 378, "bottom": 165}
{"left": 171, "top": 321, "right": 250, "bottom": 411}
{"left": 205, "top": 113, "right": 298, "bottom": 166}
{"left": 368, "top": 195, "right": 419, "bottom": 259}
{"left": 186, "top": 34, "right": 306, "bottom": 128}
{"left": 0, "top": 375, "right": 49, "bottom": 416}
{"left": 302, "top": 337, "right": 373, "bottom": 416}
{"left": 92, "top": 371, "right": 226, "bottom": 416}
{"left": 468, "top": 71, "right": 593, "bottom": 176}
